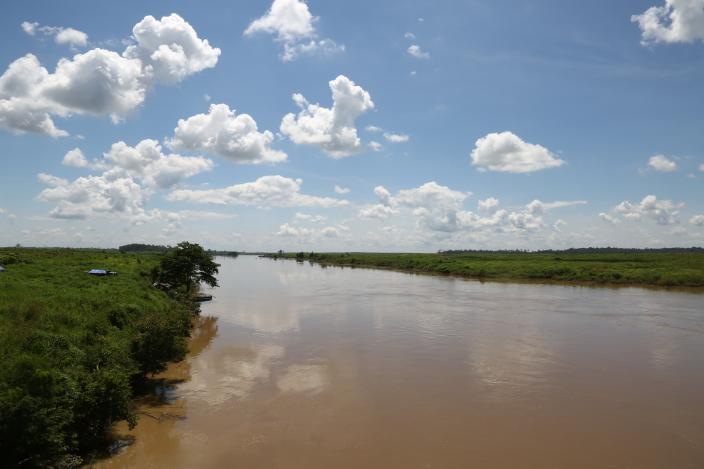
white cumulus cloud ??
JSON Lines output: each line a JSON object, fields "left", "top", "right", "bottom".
{"left": 21, "top": 21, "right": 88, "bottom": 48}
{"left": 383, "top": 132, "right": 410, "bottom": 143}
{"left": 470, "top": 131, "right": 565, "bottom": 173}
{"left": 103, "top": 139, "right": 213, "bottom": 189}
{"left": 647, "top": 154, "right": 678, "bottom": 172}
{"left": 358, "top": 203, "right": 398, "bottom": 219}
{"left": 21, "top": 21, "right": 38, "bottom": 35}
{"left": 378, "top": 182, "right": 471, "bottom": 232}
{"left": 277, "top": 222, "right": 312, "bottom": 237}
{"left": 374, "top": 185, "right": 392, "bottom": 206}
{"left": 167, "top": 175, "right": 348, "bottom": 208}
{"left": 363, "top": 126, "right": 408, "bottom": 147}
{"left": 280, "top": 75, "right": 374, "bottom": 158}
{"left": 43, "top": 49, "right": 145, "bottom": 119}
{"left": 407, "top": 44, "right": 430, "bottom": 59}
{"left": 167, "top": 103, "right": 286, "bottom": 164}
{"left": 614, "top": 195, "right": 683, "bottom": 225}
{"left": 37, "top": 142, "right": 217, "bottom": 222}
{"left": 478, "top": 197, "right": 500, "bottom": 213}
{"left": 280, "top": 39, "right": 344, "bottom": 62}
{"left": 38, "top": 137, "right": 213, "bottom": 221}
{"left": 394, "top": 182, "right": 469, "bottom": 211}
{"left": 55, "top": 28, "right": 89, "bottom": 48}
{"left": 632, "top": 0, "right": 704, "bottom": 45}
{"left": 123, "top": 13, "right": 220, "bottom": 84}
{"left": 1, "top": 14, "right": 219, "bottom": 136}
{"left": 689, "top": 214, "right": 704, "bottom": 226}
{"left": 294, "top": 212, "right": 326, "bottom": 222}
{"left": 526, "top": 199, "right": 587, "bottom": 215}
{"left": 66, "top": 136, "right": 214, "bottom": 186}
{"left": 62, "top": 148, "right": 89, "bottom": 168}
{"left": 599, "top": 212, "right": 619, "bottom": 224}
{"left": 362, "top": 182, "right": 585, "bottom": 236}
{"left": 334, "top": 185, "right": 350, "bottom": 194}
{"left": 277, "top": 222, "right": 347, "bottom": 240}
{"left": 244, "top": 0, "right": 343, "bottom": 61}
{"left": 37, "top": 172, "right": 147, "bottom": 220}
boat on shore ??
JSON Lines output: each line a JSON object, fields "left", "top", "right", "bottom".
{"left": 193, "top": 293, "right": 213, "bottom": 302}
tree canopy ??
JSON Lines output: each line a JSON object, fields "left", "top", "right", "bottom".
{"left": 154, "top": 242, "right": 220, "bottom": 293}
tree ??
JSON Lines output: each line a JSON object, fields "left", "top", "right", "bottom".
{"left": 131, "top": 309, "right": 190, "bottom": 375}
{"left": 155, "top": 242, "right": 220, "bottom": 293}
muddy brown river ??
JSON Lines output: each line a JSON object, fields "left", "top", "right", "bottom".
{"left": 97, "top": 255, "right": 704, "bottom": 468}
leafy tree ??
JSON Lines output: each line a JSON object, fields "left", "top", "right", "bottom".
{"left": 155, "top": 242, "right": 220, "bottom": 293}
{"left": 131, "top": 308, "right": 190, "bottom": 375}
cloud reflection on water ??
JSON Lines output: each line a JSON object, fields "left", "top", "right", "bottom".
{"left": 277, "top": 364, "right": 330, "bottom": 394}
{"left": 179, "top": 344, "right": 284, "bottom": 405}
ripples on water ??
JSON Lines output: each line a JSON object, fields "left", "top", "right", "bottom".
{"left": 99, "top": 256, "right": 704, "bottom": 468}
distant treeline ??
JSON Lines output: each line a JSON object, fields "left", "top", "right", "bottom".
{"left": 440, "top": 247, "right": 704, "bottom": 255}
{"left": 118, "top": 244, "right": 239, "bottom": 257}
{"left": 207, "top": 250, "right": 239, "bottom": 257}
{"left": 119, "top": 243, "right": 171, "bottom": 253}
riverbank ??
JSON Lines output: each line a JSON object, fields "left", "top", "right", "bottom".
{"left": 0, "top": 248, "right": 197, "bottom": 467}
{"left": 265, "top": 250, "right": 704, "bottom": 288}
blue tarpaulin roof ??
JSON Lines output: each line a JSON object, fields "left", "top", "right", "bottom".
{"left": 88, "top": 269, "right": 107, "bottom": 275}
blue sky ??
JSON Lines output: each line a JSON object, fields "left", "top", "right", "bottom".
{"left": 1, "top": 0, "right": 703, "bottom": 250}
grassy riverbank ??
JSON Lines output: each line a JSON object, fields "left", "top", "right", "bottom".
{"left": 0, "top": 248, "right": 195, "bottom": 467}
{"left": 268, "top": 250, "right": 704, "bottom": 288}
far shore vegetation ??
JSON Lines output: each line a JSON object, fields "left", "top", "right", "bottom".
{"left": 0, "top": 242, "right": 218, "bottom": 468}
{"left": 266, "top": 248, "right": 704, "bottom": 288}
{"left": 119, "top": 243, "right": 239, "bottom": 257}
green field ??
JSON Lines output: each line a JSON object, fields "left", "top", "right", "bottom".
{"left": 0, "top": 248, "right": 193, "bottom": 467}
{"left": 271, "top": 250, "right": 704, "bottom": 288}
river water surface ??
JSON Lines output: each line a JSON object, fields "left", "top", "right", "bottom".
{"left": 99, "top": 255, "right": 704, "bottom": 468}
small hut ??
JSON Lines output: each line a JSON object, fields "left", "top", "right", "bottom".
{"left": 0, "top": 266, "right": 5, "bottom": 273}
{"left": 87, "top": 269, "right": 107, "bottom": 276}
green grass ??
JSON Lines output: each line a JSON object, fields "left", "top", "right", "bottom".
{"left": 272, "top": 251, "right": 704, "bottom": 288}
{"left": 1, "top": 248, "right": 171, "bottom": 315}
{"left": 0, "top": 248, "right": 192, "bottom": 467}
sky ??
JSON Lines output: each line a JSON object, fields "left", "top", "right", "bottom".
{"left": 1, "top": 0, "right": 703, "bottom": 251}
